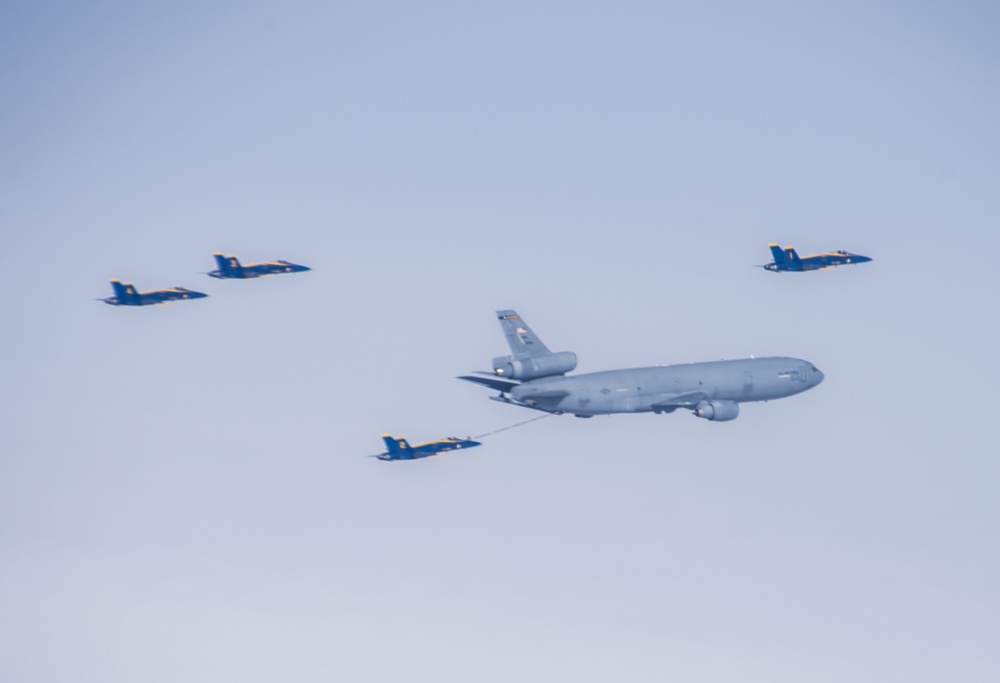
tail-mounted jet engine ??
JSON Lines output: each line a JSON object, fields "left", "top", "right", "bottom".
{"left": 694, "top": 400, "right": 739, "bottom": 422}
{"left": 492, "top": 351, "right": 577, "bottom": 381}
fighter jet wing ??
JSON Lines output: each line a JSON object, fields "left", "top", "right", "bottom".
{"left": 457, "top": 375, "right": 520, "bottom": 393}
{"left": 649, "top": 391, "right": 708, "bottom": 413}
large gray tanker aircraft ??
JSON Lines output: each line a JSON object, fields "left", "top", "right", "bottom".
{"left": 458, "top": 310, "right": 823, "bottom": 421}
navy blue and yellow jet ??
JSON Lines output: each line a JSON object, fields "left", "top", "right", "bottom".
{"left": 372, "top": 434, "right": 482, "bottom": 461}
{"left": 764, "top": 243, "right": 872, "bottom": 272}
{"left": 207, "top": 253, "right": 311, "bottom": 279}
{"left": 101, "top": 279, "right": 208, "bottom": 306}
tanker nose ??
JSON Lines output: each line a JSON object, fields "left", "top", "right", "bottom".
{"left": 810, "top": 364, "right": 824, "bottom": 386}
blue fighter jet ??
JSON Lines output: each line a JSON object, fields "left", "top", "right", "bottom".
{"left": 764, "top": 243, "right": 872, "bottom": 272}
{"left": 373, "top": 434, "right": 482, "bottom": 461}
{"left": 101, "top": 279, "right": 208, "bottom": 306}
{"left": 207, "top": 253, "right": 311, "bottom": 279}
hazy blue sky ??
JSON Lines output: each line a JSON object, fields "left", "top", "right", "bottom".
{"left": 2, "top": 2, "right": 998, "bottom": 681}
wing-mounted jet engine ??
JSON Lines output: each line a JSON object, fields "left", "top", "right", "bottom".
{"left": 693, "top": 400, "right": 739, "bottom": 421}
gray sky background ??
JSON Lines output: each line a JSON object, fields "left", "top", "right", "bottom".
{"left": 2, "top": 2, "right": 998, "bottom": 681}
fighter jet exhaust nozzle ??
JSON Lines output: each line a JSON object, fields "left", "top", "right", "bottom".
{"left": 694, "top": 400, "right": 739, "bottom": 422}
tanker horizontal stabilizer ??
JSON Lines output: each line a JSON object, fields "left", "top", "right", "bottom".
{"left": 457, "top": 375, "right": 520, "bottom": 393}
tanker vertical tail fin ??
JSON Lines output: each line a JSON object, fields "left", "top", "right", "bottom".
{"left": 496, "top": 310, "right": 552, "bottom": 357}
